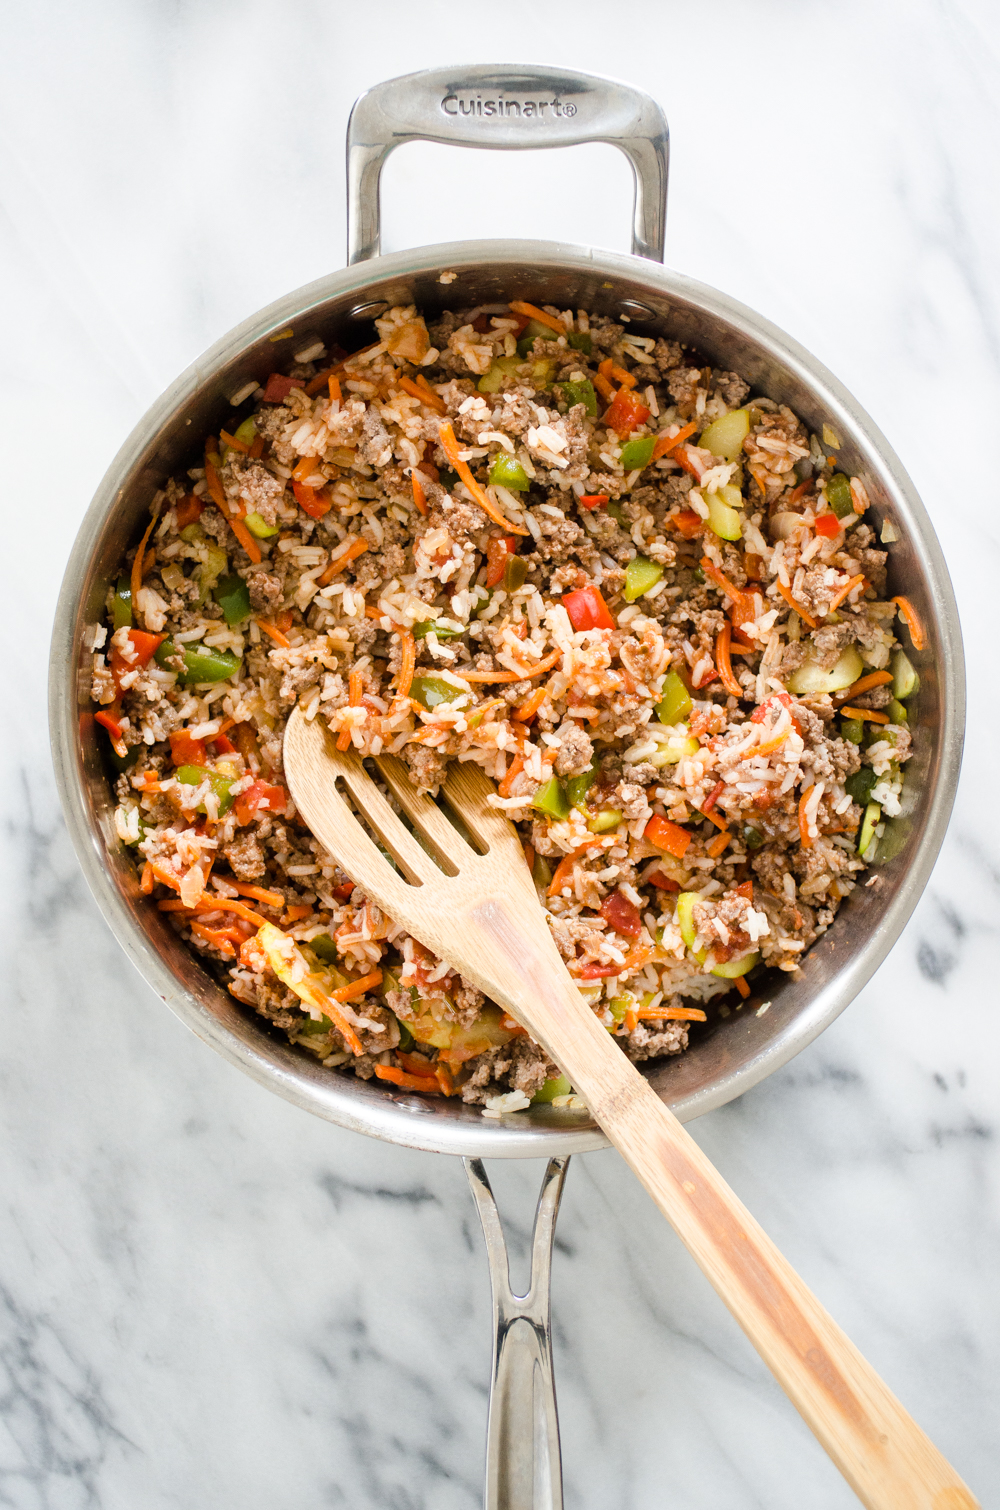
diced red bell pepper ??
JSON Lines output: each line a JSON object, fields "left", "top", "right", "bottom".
{"left": 644, "top": 813, "right": 692, "bottom": 859}
{"left": 734, "top": 879, "right": 754, "bottom": 901}
{"left": 603, "top": 388, "right": 650, "bottom": 438}
{"left": 562, "top": 584, "right": 615, "bottom": 631}
{"left": 485, "top": 535, "right": 518, "bottom": 589}
{"left": 174, "top": 495, "right": 203, "bottom": 530}
{"left": 647, "top": 870, "right": 680, "bottom": 892}
{"left": 600, "top": 890, "right": 643, "bottom": 938}
{"left": 670, "top": 510, "right": 704, "bottom": 539}
{"left": 234, "top": 779, "right": 287, "bottom": 826}
{"left": 261, "top": 373, "right": 304, "bottom": 403}
{"left": 210, "top": 733, "right": 236, "bottom": 754}
{"left": 814, "top": 512, "right": 841, "bottom": 538}
{"left": 109, "top": 630, "right": 166, "bottom": 691}
{"left": 292, "top": 479, "right": 332, "bottom": 519}
{"left": 169, "top": 729, "right": 208, "bottom": 767}
{"left": 578, "top": 494, "right": 610, "bottom": 510}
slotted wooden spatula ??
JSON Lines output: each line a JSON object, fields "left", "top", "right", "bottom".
{"left": 283, "top": 705, "right": 977, "bottom": 1510}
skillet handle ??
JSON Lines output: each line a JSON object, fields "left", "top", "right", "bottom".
{"left": 465, "top": 1156, "right": 569, "bottom": 1510}
{"left": 346, "top": 65, "right": 668, "bottom": 265}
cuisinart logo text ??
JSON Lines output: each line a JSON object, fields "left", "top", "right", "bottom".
{"left": 441, "top": 93, "right": 578, "bottom": 118}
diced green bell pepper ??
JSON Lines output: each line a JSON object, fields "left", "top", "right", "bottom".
{"left": 503, "top": 555, "right": 528, "bottom": 592}
{"left": 656, "top": 669, "right": 692, "bottom": 725}
{"left": 215, "top": 573, "right": 251, "bottom": 626}
{"left": 561, "top": 378, "right": 597, "bottom": 417}
{"left": 198, "top": 544, "right": 229, "bottom": 604}
{"left": 620, "top": 435, "right": 656, "bottom": 472}
{"left": 394, "top": 1015, "right": 416, "bottom": 1053}
{"left": 588, "top": 810, "right": 622, "bottom": 833}
{"left": 309, "top": 933, "right": 339, "bottom": 964}
{"left": 648, "top": 735, "right": 699, "bottom": 767}
{"left": 858, "top": 800, "right": 881, "bottom": 857}
{"left": 531, "top": 852, "right": 553, "bottom": 890}
{"left": 409, "top": 675, "right": 465, "bottom": 710}
{"left": 155, "top": 639, "right": 240, "bottom": 685}
{"left": 516, "top": 319, "right": 559, "bottom": 357}
{"left": 705, "top": 484, "right": 743, "bottom": 541}
{"left": 488, "top": 454, "right": 530, "bottom": 492}
{"left": 742, "top": 823, "right": 764, "bottom": 850}
{"left": 107, "top": 742, "right": 141, "bottom": 775}
{"left": 608, "top": 995, "right": 633, "bottom": 1023}
{"left": 887, "top": 698, "right": 908, "bottom": 724}
{"left": 532, "top": 776, "right": 570, "bottom": 820}
{"left": 827, "top": 473, "right": 854, "bottom": 519}
{"left": 112, "top": 576, "right": 133, "bottom": 630}
{"left": 624, "top": 555, "right": 663, "bottom": 602}
{"left": 298, "top": 1016, "right": 332, "bottom": 1038}
{"left": 567, "top": 331, "right": 592, "bottom": 354}
{"left": 175, "top": 763, "right": 236, "bottom": 815}
{"left": 606, "top": 501, "right": 625, "bottom": 526}
{"left": 412, "top": 619, "right": 463, "bottom": 641}
{"left": 891, "top": 648, "right": 919, "bottom": 700}
{"left": 245, "top": 511, "right": 280, "bottom": 539}
{"left": 565, "top": 765, "right": 595, "bottom": 810}
{"left": 234, "top": 417, "right": 257, "bottom": 446}
{"left": 532, "top": 1073, "right": 573, "bottom": 1103}
{"left": 478, "top": 356, "right": 522, "bottom": 394}
{"left": 840, "top": 718, "right": 864, "bottom": 744}
{"left": 845, "top": 766, "right": 878, "bottom": 804}
{"left": 699, "top": 409, "right": 750, "bottom": 462}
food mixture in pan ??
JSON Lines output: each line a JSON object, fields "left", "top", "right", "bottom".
{"left": 91, "top": 296, "right": 924, "bottom": 1112}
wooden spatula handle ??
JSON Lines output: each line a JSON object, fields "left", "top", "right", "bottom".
{"left": 506, "top": 946, "right": 978, "bottom": 1510}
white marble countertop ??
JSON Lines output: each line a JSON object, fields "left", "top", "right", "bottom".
{"left": 2, "top": 3, "right": 998, "bottom": 1505}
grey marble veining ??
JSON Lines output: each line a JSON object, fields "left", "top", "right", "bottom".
{"left": 2, "top": 1, "right": 998, "bottom": 1505}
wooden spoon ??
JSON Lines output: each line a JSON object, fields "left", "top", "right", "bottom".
{"left": 283, "top": 707, "right": 978, "bottom": 1510}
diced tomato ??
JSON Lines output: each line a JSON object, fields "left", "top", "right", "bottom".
{"left": 647, "top": 870, "right": 680, "bottom": 892}
{"left": 674, "top": 443, "right": 712, "bottom": 480}
{"left": 743, "top": 552, "right": 763, "bottom": 580}
{"left": 174, "top": 495, "right": 203, "bottom": 530}
{"left": 603, "top": 388, "right": 650, "bottom": 437}
{"left": 333, "top": 881, "right": 355, "bottom": 901}
{"left": 751, "top": 691, "right": 801, "bottom": 734}
{"left": 292, "top": 479, "right": 332, "bottom": 519}
{"left": 670, "top": 510, "right": 704, "bottom": 539}
{"left": 485, "top": 534, "right": 517, "bottom": 588}
{"left": 577, "top": 960, "right": 632, "bottom": 980}
{"left": 578, "top": 494, "right": 610, "bottom": 510}
{"left": 600, "top": 890, "right": 643, "bottom": 938}
{"left": 109, "top": 629, "right": 166, "bottom": 691}
{"left": 261, "top": 373, "right": 304, "bottom": 403}
{"left": 169, "top": 729, "right": 208, "bottom": 766}
{"left": 562, "top": 585, "right": 615, "bottom": 631}
{"left": 211, "top": 734, "right": 236, "bottom": 754}
{"left": 471, "top": 313, "right": 492, "bottom": 334}
{"left": 735, "top": 879, "right": 754, "bottom": 901}
{"left": 814, "top": 513, "right": 841, "bottom": 538}
{"left": 234, "top": 779, "right": 287, "bottom": 826}
{"left": 644, "top": 813, "right": 692, "bottom": 859}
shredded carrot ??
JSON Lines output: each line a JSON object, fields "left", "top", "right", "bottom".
{"left": 438, "top": 421, "right": 529, "bottom": 535}
{"left": 734, "top": 976, "right": 751, "bottom": 999}
{"left": 281, "top": 905, "right": 313, "bottom": 923}
{"left": 303, "top": 365, "right": 338, "bottom": 397}
{"left": 190, "top": 922, "right": 237, "bottom": 957}
{"left": 230, "top": 883, "right": 285, "bottom": 908}
{"left": 699, "top": 557, "right": 756, "bottom": 625}
{"left": 159, "top": 895, "right": 268, "bottom": 926}
{"left": 229, "top": 513, "right": 262, "bottom": 564}
{"left": 375, "top": 1064, "right": 443, "bottom": 1094}
{"left": 305, "top": 988, "right": 364, "bottom": 1055}
{"left": 150, "top": 860, "right": 183, "bottom": 893}
{"left": 547, "top": 840, "right": 605, "bottom": 898}
{"left": 256, "top": 619, "right": 292, "bottom": 649}
{"left": 593, "top": 370, "right": 616, "bottom": 402}
{"left": 397, "top": 374, "right": 446, "bottom": 414}
{"left": 203, "top": 441, "right": 227, "bottom": 510}
{"left": 498, "top": 755, "right": 527, "bottom": 799}
{"left": 775, "top": 579, "right": 819, "bottom": 629}
{"left": 330, "top": 968, "right": 383, "bottom": 1003}
{"left": 514, "top": 684, "right": 548, "bottom": 722}
{"left": 456, "top": 648, "right": 562, "bottom": 684}
{"left": 328, "top": 375, "right": 342, "bottom": 404}
{"left": 892, "top": 595, "right": 926, "bottom": 651}
{"left": 637, "top": 1006, "right": 708, "bottom": 1022}
{"left": 827, "top": 573, "right": 866, "bottom": 612}
{"left": 411, "top": 471, "right": 428, "bottom": 516}
{"left": 130, "top": 510, "right": 159, "bottom": 620}
{"left": 292, "top": 453, "right": 318, "bottom": 482}
{"left": 434, "top": 1062, "right": 455, "bottom": 1097}
{"left": 349, "top": 668, "right": 364, "bottom": 706}
{"left": 799, "top": 786, "right": 816, "bottom": 848}
{"left": 786, "top": 478, "right": 814, "bottom": 507}
{"left": 219, "top": 428, "right": 250, "bottom": 455}
{"left": 839, "top": 705, "right": 890, "bottom": 724}
{"left": 597, "top": 356, "right": 638, "bottom": 391}
{"left": 849, "top": 477, "right": 870, "bottom": 515}
{"left": 395, "top": 627, "right": 416, "bottom": 701}
{"left": 651, "top": 420, "right": 698, "bottom": 460}
{"left": 623, "top": 1008, "right": 639, "bottom": 1034}
{"left": 715, "top": 623, "right": 743, "bottom": 698}
{"left": 508, "top": 300, "right": 566, "bottom": 335}
{"left": 833, "top": 670, "right": 893, "bottom": 705}
{"left": 707, "top": 829, "right": 731, "bottom": 859}
{"left": 749, "top": 463, "right": 771, "bottom": 499}
{"left": 318, "top": 536, "right": 369, "bottom": 586}
{"left": 140, "top": 862, "right": 154, "bottom": 895}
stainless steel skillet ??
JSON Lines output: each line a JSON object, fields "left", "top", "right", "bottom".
{"left": 49, "top": 65, "right": 967, "bottom": 1509}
